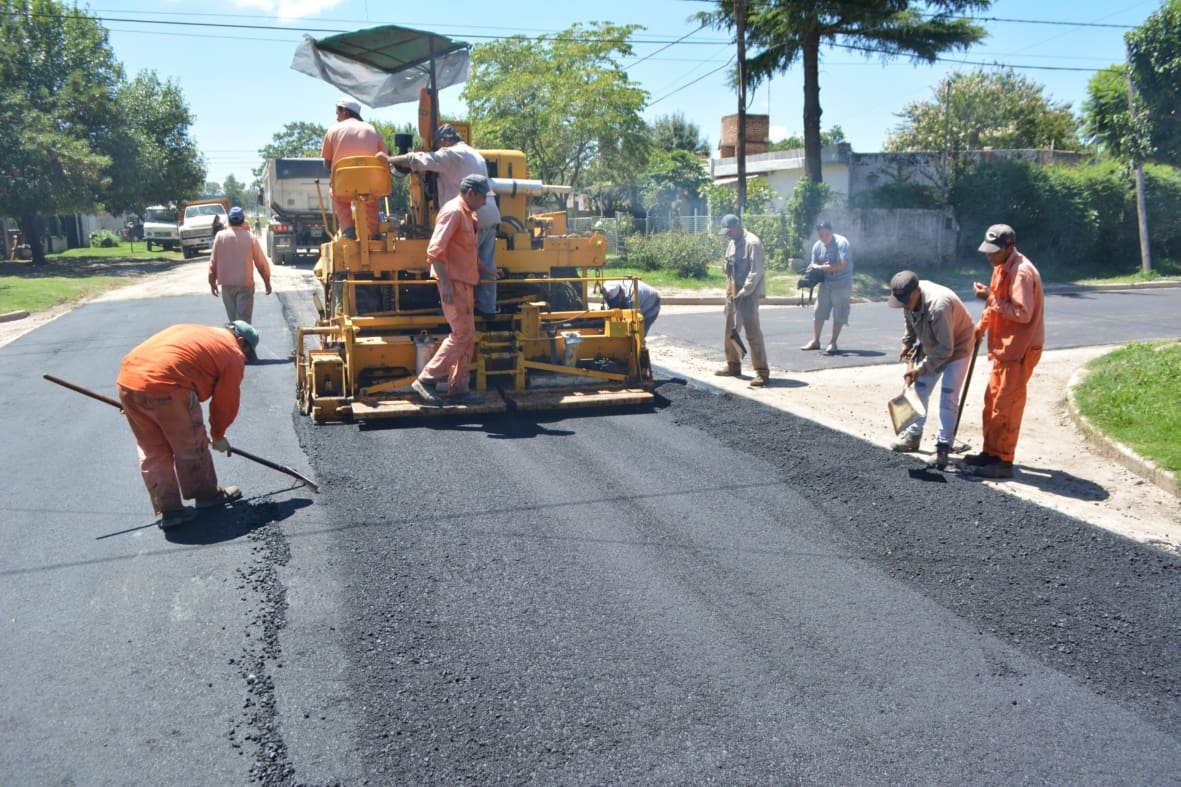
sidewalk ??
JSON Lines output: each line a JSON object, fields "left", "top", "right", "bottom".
{"left": 650, "top": 320, "right": 1179, "bottom": 553}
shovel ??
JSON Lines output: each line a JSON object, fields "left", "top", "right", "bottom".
{"left": 888, "top": 384, "right": 925, "bottom": 435}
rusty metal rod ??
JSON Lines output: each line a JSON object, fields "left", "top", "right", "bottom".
{"left": 43, "top": 373, "right": 319, "bottom": 493}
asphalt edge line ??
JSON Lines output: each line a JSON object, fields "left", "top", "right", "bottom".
{"left": 1065, "top": 366, "right": 1180, "bottom": 499}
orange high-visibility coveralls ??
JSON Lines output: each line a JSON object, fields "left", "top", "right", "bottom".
{"left": 418, "top": 193, "right": 480, "bottom": 396}
{"left": 979, "top": 250, "right": 1045, "bottom": 463}
{"left": 116, "top": 324, "right": 245, "bottom": 514}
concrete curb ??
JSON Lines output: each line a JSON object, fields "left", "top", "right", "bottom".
{"left": 0, "top": 310, "right": 29, "bottom": 323}
{"left": 1065, "top": 365, "right": 1180, "bottom": 499}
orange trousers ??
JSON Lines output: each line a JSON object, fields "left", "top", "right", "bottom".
{"left": 330, "top": 192, "right": 380, "bottom": 238}
{"left": 981, "top": 346, "right": 1042, "bottom": 463}
{"left": 419, "top": 281, "right": 475, "bottom": 395}
{"left": 118, "top": 386, "right": 219, "bottom": 514}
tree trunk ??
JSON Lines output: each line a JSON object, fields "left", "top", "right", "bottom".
{"left": 18, "top": 215, "right": 47, "bottom": 265}
{"left": 802, "top": 29, "right": 823, "bottom": 183}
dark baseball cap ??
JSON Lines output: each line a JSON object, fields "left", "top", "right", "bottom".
{"left": 719, "top": 214, "right": 740, "bottom": 234}
{"left": 887, "top": 270, "right": 920, "bottom": 308}
{"left": 978, "top": 224, "right": 1016, "bottom": 253}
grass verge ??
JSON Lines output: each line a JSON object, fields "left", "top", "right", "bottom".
{"left": 1073, "top": 341, "right": 1181, "bottom": 478}
{"left": 0, "top": 243, "right": 186, "bottom": 314}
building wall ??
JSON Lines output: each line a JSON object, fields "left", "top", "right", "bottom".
{"left": 814, "top": 207, "right": 959, "bottom": 266}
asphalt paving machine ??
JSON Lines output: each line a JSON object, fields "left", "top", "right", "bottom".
{"left": 290, "top": 25, "right": 654, "bottom": 423}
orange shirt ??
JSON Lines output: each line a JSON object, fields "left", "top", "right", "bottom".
{"left": 984, "top": 249, "right": 1045, "bottom": 362}
{"left": 116, "top": 324, "right": 246, "bottom": 439}
{"left": 321, "top": 117, "right": 388, "bottom": 168}
{"left": 210, "top": 226, "right": 270, "bottom": 289}
{"left": 426, "top": 195, "right": 479, "bottom": 286}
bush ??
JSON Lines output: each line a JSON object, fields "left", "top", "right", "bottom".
{"left": 785, "top": 179, "right": 830, "bottom": 260}
{"left": 949, "top": 159, "right": 1181, "bottom": 272}
{"left": 742, "top": 212, "right": 794, "bottom": 271}
{"left": 89, "top": 229, "right": 120, "bottom": 248}
{"left": 622, "top": 231, "right": 715, "bottom": 278}
{"left": 849, "top": 181, "right": 942, "bottom": 209}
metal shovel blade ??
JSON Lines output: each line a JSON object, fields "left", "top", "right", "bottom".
{"left": 888, "top": 387, "right": 925, "bottom": 434}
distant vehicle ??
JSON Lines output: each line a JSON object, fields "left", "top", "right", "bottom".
{"left": 262, "top": 158, "right": 331, "bottom": 265}
{"left": 141, "top": 205, "right": 179, "bottom": 251}
{"left": 178, "top": 199, "right": 229, "bottom": 259}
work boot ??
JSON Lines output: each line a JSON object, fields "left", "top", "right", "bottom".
{"left": 963, "top": 451, "right": 999, "bottom": 466}
{"left": 159, "top": 507, "right": 197, "bottom": 530}
{"left": 748, "top": 374, "right": 770, "bottom": 388}
{"left": 972, "top": 461, "right": 1014, "bottom": 479}
{"left": 411, "top": 377, "right": 444, "bottom": 406}
{"left": 934, "top": 442, "right": 951, "bottom": 469}
{"left": 713, "top": 365, "right": 742, "bottom": 377}
{"left": 891, "top": 433, "right": 921, "bottom": 453}
{"left": 196, "top": 485, "right": 242, "bottom": 509}
{"left": 800, "top": 339, "right": 821, "bottom": 351}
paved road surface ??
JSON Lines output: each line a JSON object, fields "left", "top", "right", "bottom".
{"left": 1, "top": 282, "right": 1178, "bottom": 784}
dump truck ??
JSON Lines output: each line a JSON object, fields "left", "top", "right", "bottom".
{"left": 261, "top": 157, "right": 332, "bottom": 266}
{"left": 290, "top": 25, "right": 655, "bottom": 423}
{"left": 178, "top": 198, "right": 229, "bottom": 258}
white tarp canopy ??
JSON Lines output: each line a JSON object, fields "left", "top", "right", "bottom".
{"left": 291, "top": 24, "right": 471, "bottom": 108}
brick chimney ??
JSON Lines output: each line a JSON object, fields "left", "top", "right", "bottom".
{"left": 719, "top": 113, "right": 770, "bottom": 158}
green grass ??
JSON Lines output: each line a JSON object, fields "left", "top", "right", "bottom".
{"left": 0, "top": 244, "right": 186, "bottom": 314}
{"left": 1073, "top": 341, "right": 1181, "bottom": 478}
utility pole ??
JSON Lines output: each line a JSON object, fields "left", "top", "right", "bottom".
{"left": 1125, "top": 42, "right": 1152, "bottom": 274}
{"left": 734, "top": 0, "right": 747, "bottom": 217}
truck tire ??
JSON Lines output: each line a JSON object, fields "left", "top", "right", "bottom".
{"left": 145, "top": 240, "right": 154, "bottom": 251}
{"left": 183, "top": 246, "right": 194, "bottom": 259}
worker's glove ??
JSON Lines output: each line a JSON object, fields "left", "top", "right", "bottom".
{"left": 211, "top": 437, "right": 231, "bottom": 455}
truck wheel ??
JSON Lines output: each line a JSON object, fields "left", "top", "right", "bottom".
{"left": 145, "top": 240, "right": 154, "bottom": 251}
{"left": 183, "top": 246, "right": 194, "bottom": 259}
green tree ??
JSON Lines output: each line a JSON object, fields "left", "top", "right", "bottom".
{"left": 222, "top": 174, "right": 249, "bottom": 211}
{"left": 463, "top": 22, "right": 650, "bottom": 202}
{"left": 642, "top": 150, "right": 710, "bottom": 225}
{"left": 886, "top": 68, "right": 1082, "bottom": 152}
{"left": 255, "top": 121, "right": 328, "bottom": 176}
{"left": 701, "top": 177, "right": 778, "bottom": 216}
{"left": 699, "top": 0, "right": 987, "bottom": 183}
{"left": 650, "top": 112, "right": 709, "bottom": 155}
{"left": 769, "top": 125, "right": 847, "bottom": 152}
{"left": 0, "top": 0, "right": 121, "bottom": 264}
{"left": 1082, "top": 66, "right": 1139, "bottom": 160}
{"left": 106, "top": 70, "right": 204, "bottom": 214}
{"left": 1125, "top": 0, "right": 1181, "bottom": 166}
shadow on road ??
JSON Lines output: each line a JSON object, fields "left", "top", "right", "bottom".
{"left": 164, "top": 496, "right": 315, "bottom": 545}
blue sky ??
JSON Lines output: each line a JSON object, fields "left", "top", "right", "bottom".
{"left": 90, "top": 0, "right": 1161, "bottom": 186}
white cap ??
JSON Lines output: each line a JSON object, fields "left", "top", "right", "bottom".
{"left": 336, "top": 96, "right": 362, "bottom": 115}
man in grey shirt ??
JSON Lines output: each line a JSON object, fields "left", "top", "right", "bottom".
{"left": 801, "top": 220, "right": 853, "bottom": 355}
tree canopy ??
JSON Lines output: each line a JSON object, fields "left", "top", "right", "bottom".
{"left": 1126, "top": 0, "right": 1181, "bottom": 166}
{"left": 462, "top": 22, "right": 650, "bottom": 200}
{"left": 886, "top": 68, "right": 1082, "bottom": 152}
{"left": 769, "top": 125, "right": 846, "bottom": 152}
{"left": 0, "top": 0, "right": 203, "bottom": 263}
{"left": 699, "top": 0, "right": 988, "bottom": 183}
{"left": 650, "top": 112, "right": 709, "bottom": 155}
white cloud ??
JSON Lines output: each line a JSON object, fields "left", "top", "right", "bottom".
{"left": 231, "top": 0, "right": 347, "bottom": 23}
{"left": 768, "top": 125, "right": 790, "bottom": 142}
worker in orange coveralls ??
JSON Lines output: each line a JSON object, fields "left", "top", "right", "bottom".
{"left": 410, "top": 174, "right": 490, "bottom": 408}
{"left": 321, "top": 96, "right": 388, "bottom": 240}
{"left": 965, "top": 224, "right": 1045, "bottom": 479}
{"left": 116, "top": 322, "right": 258, "bottom": 529}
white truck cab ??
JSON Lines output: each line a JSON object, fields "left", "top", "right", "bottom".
{"left": 142, "top": 205, "right": 179, "bottom": 252}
